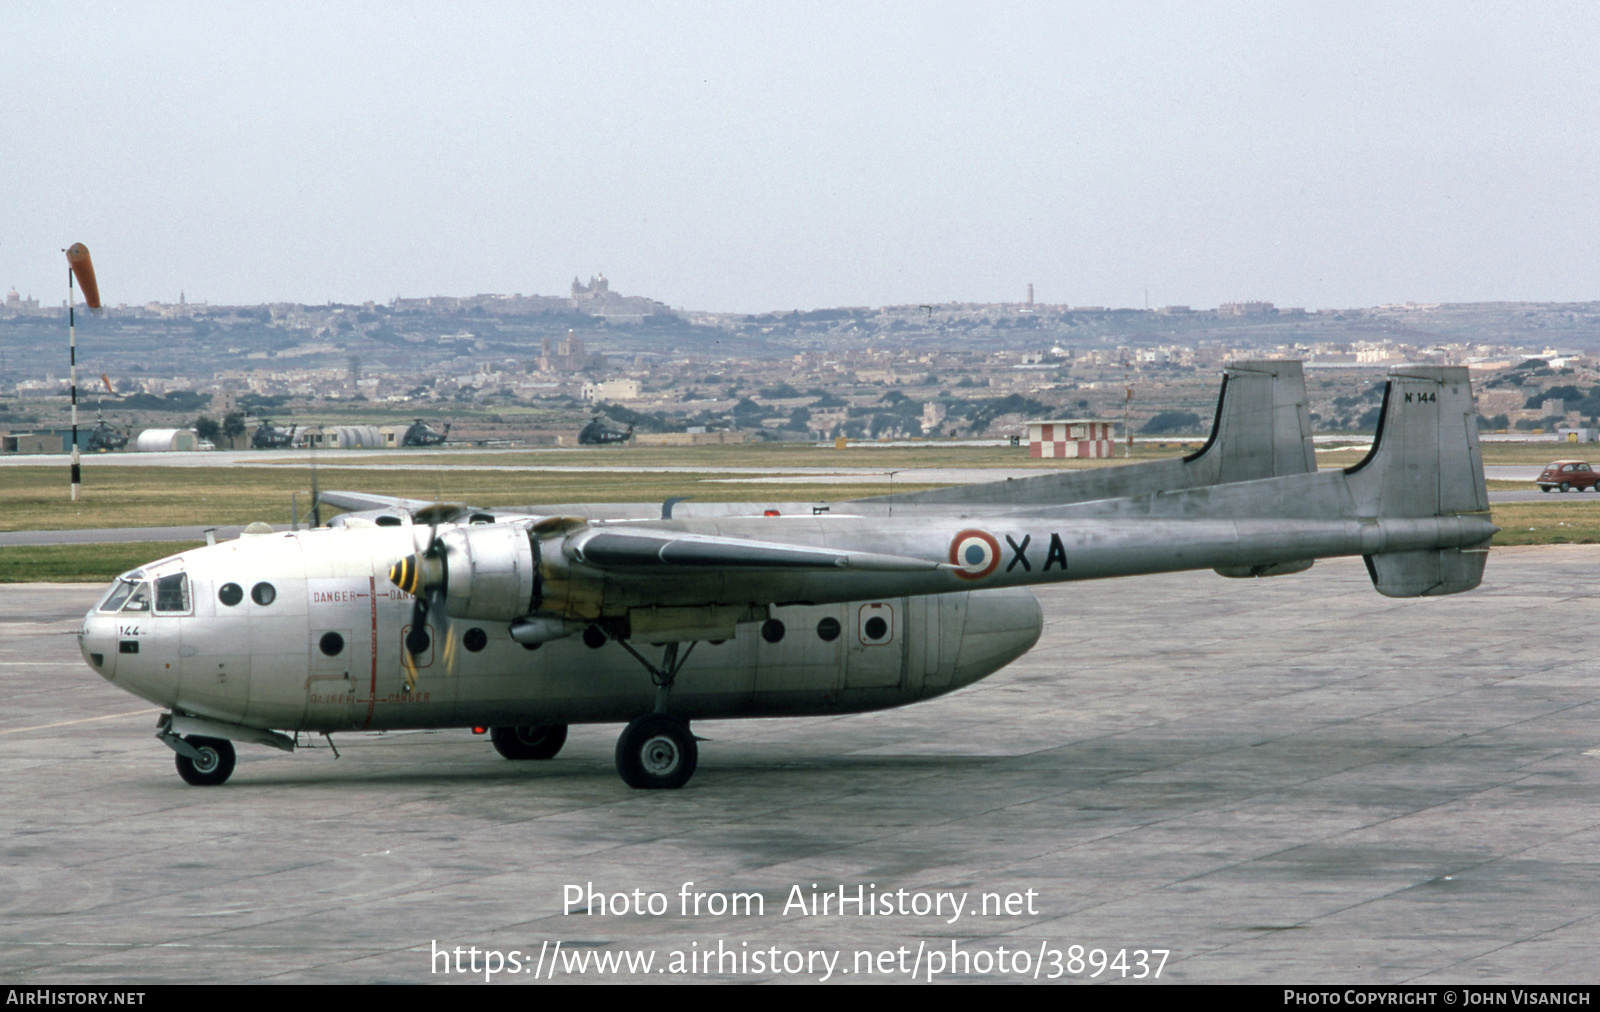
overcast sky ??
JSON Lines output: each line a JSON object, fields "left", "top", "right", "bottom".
{"left": 5, "top": 2, "right": 1599, "bottom": 313}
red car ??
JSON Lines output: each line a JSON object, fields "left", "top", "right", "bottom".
{"left": 1537, "top": 460, "right": 1600, "bottom": 492}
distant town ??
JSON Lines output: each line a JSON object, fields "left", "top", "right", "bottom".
{"left": 3, "top": 274, "right": 1599, "bottom": 451}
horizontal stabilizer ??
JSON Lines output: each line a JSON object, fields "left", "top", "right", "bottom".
{"left": 1364, "top": 547, "right": 1489, "bottom": 598}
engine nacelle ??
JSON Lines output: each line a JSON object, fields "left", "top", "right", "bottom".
{"left": 439, "top": 524, "right": 538, "bottom": 622}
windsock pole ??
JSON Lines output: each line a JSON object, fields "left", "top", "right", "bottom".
{"left": 63, "top": 244, "right": 101, "bottom": 502}
{"left": 68, "top": 266, "right": 79, "bottom": 501}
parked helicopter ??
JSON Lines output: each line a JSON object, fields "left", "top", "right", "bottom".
{"left": 251, "top": 419, "right": 297, "bottom": 450}
{"left": 77, "top": 363, "right": 1494, "bottom": 790}
{"left": 86, "top": 375, "right": 128, "bottom": 452}
{"left": 578, "top": 416, "right": 633, "bottom": 445}
{"left": 402, "top": 419, "right": 450, "bottom": 447}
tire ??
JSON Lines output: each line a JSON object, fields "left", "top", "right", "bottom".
{"left": 615, "top": 715, "right": 698, "bottom": 790}
{"left": 1560, "top": 482, "right": 1571, "bottom": 493}
{"left": 174, "top": 735, "right": 236, "bottom": 786}
{"left": 490, "top": 724, "right": 568, "bottom": 760}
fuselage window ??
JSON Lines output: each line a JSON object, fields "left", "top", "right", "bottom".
{"left": 463, "top": 628, "right": 488, "bottom": 652}
{"left": 121, "top": 583, "right": 152, "bottom": 612}
{"left": 319, "top": 632, "right": 345, "bottom": 657}
{"left": 816, "top": 616, "right": 841, "bottom": 642}
{"left": 218, "top": 583, "right": 243, "bottom": 606}
{"left": 154, "top": 573, "right": 189, "bottom": 613}
{"left": 251, "top": 582, "right": 277, "bottom": 606}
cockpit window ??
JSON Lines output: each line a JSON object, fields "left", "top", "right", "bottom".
{"left": 121, "top": 583, "right": 152, "bottom": 612}
{"left": 154, "top": 573, "right": 189, "bottom": 613}
{"left": 98, "top": 580, "right": 135, "bottom": 613}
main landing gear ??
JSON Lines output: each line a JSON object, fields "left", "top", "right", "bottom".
{"left": 606, "top": 633, "right": 701, "bottom": 790}
{"left": 616, "top": 714, "right": 697, "bottom": 790}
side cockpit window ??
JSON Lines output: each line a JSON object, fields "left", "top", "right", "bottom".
{"left": 154, "top": 573, "right": 190, "bottom": 614}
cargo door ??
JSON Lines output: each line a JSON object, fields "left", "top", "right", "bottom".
{"left": 304, "top": 576, "right": 377, "bottom": 728}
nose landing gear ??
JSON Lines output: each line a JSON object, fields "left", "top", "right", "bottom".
{"left": 172, "top": 735, "right": 236, "bottom": 786}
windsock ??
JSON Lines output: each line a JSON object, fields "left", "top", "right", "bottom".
{"left": 66, "top": 243, "right": 102, "bottom": 314}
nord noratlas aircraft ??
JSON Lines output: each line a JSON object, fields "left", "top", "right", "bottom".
{"left": 76, "top": 363, "right": 1493, "bottom": 789}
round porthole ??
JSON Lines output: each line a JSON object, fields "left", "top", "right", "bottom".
{"left": 816, "top": 617, "right": 841, "bottom": 642}
{"left": 218, "top": 583, "right": 243, "bottom": 606}
{"left": 319, "top": 631, "right": 344, "bottom": 657}
{"left": 863, "top": 616, "right": 889, "bottom": 641}
{"left": 463, "top": 628, "right": 488, "bottom": 652}
{"left": 583, "top": 625, "right": 607, "bottom": 649}
{"left": 251, "top": 582, "right": 276, "bottom": 606}
{"left": 761, "top": 619, "right": 786, "bottom": 644}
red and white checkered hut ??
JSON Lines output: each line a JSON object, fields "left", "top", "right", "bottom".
{"left": 1025, "top": 419, "right": 1116, "bottom": 459}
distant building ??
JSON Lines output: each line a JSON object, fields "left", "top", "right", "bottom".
{"left": 1218, "top": 301, "right": 1276, "bottom": 316}
{"left": 569, "top": 273, "right": 674, "bottom": 322}
{"left": 1025, "top": 419, "right": 1116, "bottom": 459}
{"left": 581, "top": 379, "right": 641, "bottom": 403}
{"left": 3, "top": 289, "right": 41, "bottom": 314}
{"left": 540, "top": 330, "right": 605, "bottom": 373}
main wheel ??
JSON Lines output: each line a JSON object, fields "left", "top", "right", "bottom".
{"left": 174, "top": 735, "right": 236, "bottom": 786}
{"left": 490, "top": 724, "right": 568, "bottom": 760}
{"left": 615, "top": 715, "right": 697, "bottom": 790}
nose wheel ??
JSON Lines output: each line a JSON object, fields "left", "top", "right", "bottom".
{"left": 490, "top": 724, "right": 568, "bottom": 760}
{"left": 615, "top": 714, "right": 697, "bottom": 789}
{"left": 173, "top": 735, "right": 236, "bottom": 786}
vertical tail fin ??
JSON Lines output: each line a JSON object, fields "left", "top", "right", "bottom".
{"left": 1182, "top": 360, "right": 1316, "bottom": 484}
{"left": 876, "top": 359, "right": 1315, "bottom": 507}
{"left": 1346, "top": 366, "right": 1492, "bottom": 596}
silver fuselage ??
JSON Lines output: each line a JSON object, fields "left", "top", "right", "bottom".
{"left": 77, "top": 525, "right": 1044, "bottom": 733}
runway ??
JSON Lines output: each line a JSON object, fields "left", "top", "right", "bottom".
{"left": 2, "top": 546, "right": 1597, "bottom": 984}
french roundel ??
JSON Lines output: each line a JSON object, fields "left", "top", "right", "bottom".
{"left": 948, "top": 529, "right": 1001, "bottom": 580}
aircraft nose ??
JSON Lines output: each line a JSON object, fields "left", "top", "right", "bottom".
{"left": 79, "top": 610, "right": 117, "bottom": 682}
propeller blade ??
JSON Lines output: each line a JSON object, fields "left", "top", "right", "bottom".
{"left": 391, "top": 520, "right": 449, "bottom": 693}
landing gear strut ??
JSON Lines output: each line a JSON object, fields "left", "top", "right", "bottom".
{"left": 606, "top": 634, "right": 701, "bottom": 789}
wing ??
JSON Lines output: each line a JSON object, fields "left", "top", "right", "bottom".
{"left": 317, "top": 490, "right": 441, "bottom": 513}
{"left": 569, "top": 529, "right": 952, "bottom": 572}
